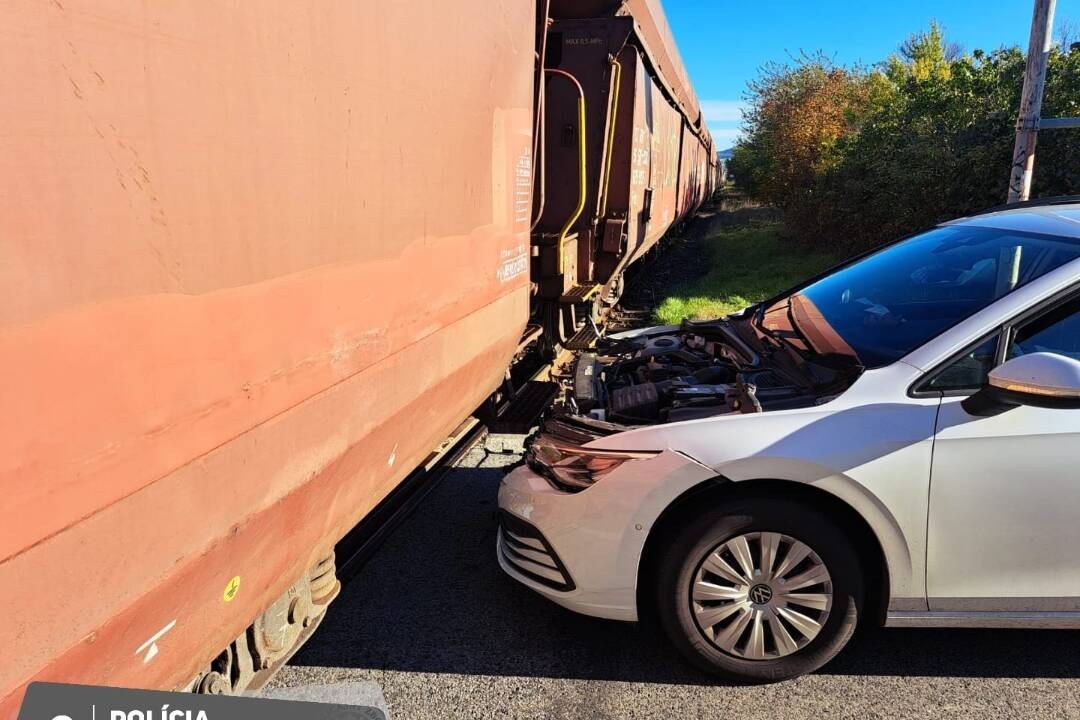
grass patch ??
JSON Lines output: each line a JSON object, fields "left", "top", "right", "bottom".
{"left": 654, "top": 222, "right": 842, "bottom": 325}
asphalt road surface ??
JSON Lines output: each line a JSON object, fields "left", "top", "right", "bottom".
{"left": 273, "top": 436, "right": 1080, "bottom": 719}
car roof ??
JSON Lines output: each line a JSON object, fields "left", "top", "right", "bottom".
{"left": 943, "top": 202, "right": 1080, "bottom": 239}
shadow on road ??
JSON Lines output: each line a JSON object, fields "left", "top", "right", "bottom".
{"left": 290, "top": 465, "right": 1080, "bottom": 684}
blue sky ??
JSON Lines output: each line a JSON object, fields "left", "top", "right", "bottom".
{"left": 665, "top": 0, "right": 1080, "bottom": 149}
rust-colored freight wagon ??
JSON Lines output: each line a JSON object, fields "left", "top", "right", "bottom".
{"left": 0, "top": 1, "right": 534, "bottom": 713}
{"left": 532, "top": 0, "right": 715, "bottom": 347}
{"left": 2, "top": 0, "right": 715, "bottom": 713}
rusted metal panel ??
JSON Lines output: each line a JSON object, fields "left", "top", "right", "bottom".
{"left": 534, "top": 19, "right": 636, "bottom": 295}
{"left": 603, "top": 50, "right": 685, "bottom": 260}
{"left": 0, "top": 0, "right": 533, "bottom": 713}
{"left": 677, "top": 120, "right": 708, "bottom": 221}
{"left": 677, "top": 121, "right": 694, "bottom": 220}
{"left": 534, "top": 5, "right": 713, "bottom": 301}
{"left": 0, "top": 325, "right": 522, "bottom": 717}
{"left": 601, "top": 213, "right": 627, "bottom": 253}
{"left": 550, "top": 0, "right": 703, "bottom": 130}
{"left": 642, "top": 75, "right": 683, "bottom": 250}
{"left": 594, "top": 47, "right": 649, "bottom": 284}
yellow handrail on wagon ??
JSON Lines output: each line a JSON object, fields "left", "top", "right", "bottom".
{"left": 544, "top": 68, "right": 587, "bottom": 276}
{"left": 599, "top": 57, "right": 622, "bottom": 220}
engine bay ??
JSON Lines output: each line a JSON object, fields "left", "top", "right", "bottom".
{"left": 558, "top": 320, "right": 862, "bottom": 426}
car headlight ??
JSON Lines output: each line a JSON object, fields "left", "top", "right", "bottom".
{"left": 526, "top": 434, "right": 659, "bottom": 491}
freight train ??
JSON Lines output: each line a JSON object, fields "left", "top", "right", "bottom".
{"left": 0, "top": 1, "right": 717, "bottom": 712}
{"left": 532, "top": 0, "right": 719, "bottom": 351}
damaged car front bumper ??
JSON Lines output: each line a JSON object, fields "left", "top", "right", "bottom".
{"left": 497, "top": 441, "right": 717, "bottom": 621}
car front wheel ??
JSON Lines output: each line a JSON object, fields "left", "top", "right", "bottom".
{"left": 656, "top": 497, "right": 862, "bottom": 683}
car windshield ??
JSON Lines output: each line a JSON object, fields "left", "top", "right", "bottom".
{"left": 759, "top": 223, "right": 1080, "bottom": 369}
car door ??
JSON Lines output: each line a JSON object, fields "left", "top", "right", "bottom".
{"left": 926, "top": 291, "right": 1080, "bottom": 612}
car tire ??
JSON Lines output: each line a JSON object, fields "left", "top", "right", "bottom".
{"left": 655, "top": 497, "right": 862, "bottom": 683}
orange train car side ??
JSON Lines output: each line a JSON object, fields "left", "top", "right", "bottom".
{"left": 0, "top": 1, "right": 534, "bottom": 713}
{"left": 1, "top": 0, "right": 717, "bottom": 713}
{"left": 532, "top": 0, "right": 716, "bottom": 340}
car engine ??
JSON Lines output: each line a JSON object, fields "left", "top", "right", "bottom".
{"left": 566, "top": 325, "right": 847, "bottom": 425}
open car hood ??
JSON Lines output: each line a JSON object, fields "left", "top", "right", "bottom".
{"left": 560, "top": 318, "right": 862, "bottom": 427}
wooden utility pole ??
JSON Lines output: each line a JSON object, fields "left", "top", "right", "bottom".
{"left": 1008, "top": 0, "right": 1057, "bottom": 203}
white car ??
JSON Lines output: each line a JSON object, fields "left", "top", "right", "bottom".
{"left": 497, "top": 200, "right": 1080, "bottom": 683}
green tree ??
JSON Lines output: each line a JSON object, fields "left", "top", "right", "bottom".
{"left": 729, "top": 53, "right": 880, "bottom": 238}
{"left": 732, "top": 24, "right": 1080, "bottom": 252}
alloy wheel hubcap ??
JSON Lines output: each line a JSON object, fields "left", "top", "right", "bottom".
{"left": 690, "top": 531, "right": 833, "bottom": 660}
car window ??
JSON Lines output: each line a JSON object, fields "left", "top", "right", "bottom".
{"left": 787, "top": 225, "right": 1080, "bottom": 368}
{"left": 922, "top": 292, "right": 1080, "bottom": 393}
{"left": 1008, "top": 295, "right": 1080, "bottom": 362}
{"left": 924, "top": 336, "right": 999, "bottom": 392}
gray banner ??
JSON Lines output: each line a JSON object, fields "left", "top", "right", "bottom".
{"left": 18, "top": 682, "right": 386, "bottom": 720}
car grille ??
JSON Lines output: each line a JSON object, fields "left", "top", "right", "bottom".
{"left": 498, "top": 511, "right": 575, "bottom": 592}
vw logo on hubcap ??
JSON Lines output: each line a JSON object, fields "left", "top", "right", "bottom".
{"left": 749, "top": 583, "right": 773, "bottom": 605}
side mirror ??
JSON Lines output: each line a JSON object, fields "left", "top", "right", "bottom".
{"left": 963, "top": 352, "right": 1080, "bottom": 416}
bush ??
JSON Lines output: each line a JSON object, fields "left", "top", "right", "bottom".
{"left": 732, "top": 23, "right": 1080, "bottom": 252}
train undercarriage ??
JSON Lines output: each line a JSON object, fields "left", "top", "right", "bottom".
{"left": 183, "top": 555, "right": 339, "bottom": 695}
